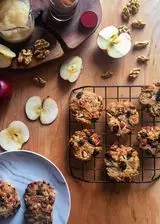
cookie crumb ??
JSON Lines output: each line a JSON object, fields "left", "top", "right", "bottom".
{"left": 33, "top": 75, "right": 47, "bottom": 87}
{"left": 137, "top": 56, "right": 149, "bottom": 64}
{"left": 101, "top": 71, "right": 113, "bottom": 79}
{"left": 128, "top": 68, "right": 141, "bottom": 81}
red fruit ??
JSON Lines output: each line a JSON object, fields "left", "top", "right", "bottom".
{"left": 80, "top": 11, "right": 98, "bottom": 29}
{"left": 0, "top": 79, "right": 13, "bottom": 100}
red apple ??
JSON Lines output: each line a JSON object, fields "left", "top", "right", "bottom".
{"left": 0, "top": 79, "right": 13, "bottom": 100}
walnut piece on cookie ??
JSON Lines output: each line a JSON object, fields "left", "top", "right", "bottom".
{"left": 0, "top": 180, "right": 21, "bottom": 219}
{"left": 137, "top": 126, "right": 160, "bottom": 155}
{"left": 69, "top": 91, "right": 103, "bottom": 124}
{"left": 106, "top": 101, "right": 139, "bottom": 136}
{"left": 139, "top": 84, "right": 160, "bottom": 117}
{"left": 69, "top": 129, "right": 102, "bottom": 161}
{"left": 104, "top": 144, "right": 140, "bottom": 182}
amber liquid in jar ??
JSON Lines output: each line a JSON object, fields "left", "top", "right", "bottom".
{"left": 48, "top": 0, "right": 79, "bottom": 22}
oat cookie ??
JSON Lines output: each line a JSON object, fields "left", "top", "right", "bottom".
{"left": 24, "top": 181, "right": 55, "bottom": 224}
{"left": 104, "top": 145, "right": 140, "bottom": 182}
{"left": 69, "top": 91, "right": 103, "bottom": 124}
{"left": 69, "top": 129, "right": 102, "bottom": 161}
{"left": 137, "top": 126, "right": 160, "bottom": 155}
{"left": 24, "top": 181, "right": 55, "bottom": 207}
{"left": 106, "top": 101, "right": 139, "bottom": 136}
{"left": 0, "top": 180, "right": 20, "bottom": 219}
{"left": 24, "top": 203, "right": 53, "bottom": 224}
{"left": 139, "top": 84, "right": 160, "bottom": 117}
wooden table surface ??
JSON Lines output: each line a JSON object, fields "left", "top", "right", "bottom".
{"left": 1, "top": 0, "right": 160, "bottom": 223}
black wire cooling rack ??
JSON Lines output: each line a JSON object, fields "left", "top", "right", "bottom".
{"left": 69, "top": 86, "right": 160, "bottom": 183}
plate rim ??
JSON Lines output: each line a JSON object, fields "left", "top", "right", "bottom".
{"left": 0, "top": 150, "right": 71, "bottom": 224}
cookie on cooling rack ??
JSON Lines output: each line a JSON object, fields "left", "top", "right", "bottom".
{"left": 69, "top": 90, "right": 103, "bottom": 124}
{"left": 104, "top": 145, "right": 140, "bottom": 182}
{"left": 0, "top": 180, "right": 21, "bottom": 219}
{"left": 137, "top": 126, "right": 160, "bottom": 155}
{"left": 106, "top": 101, "right": 139, "bottom": 136}
{"left": 139, "top": 84, "right": 160, "bottom": 117}
{"left": 69, "top": 129, "right": 102, "bottom": 161}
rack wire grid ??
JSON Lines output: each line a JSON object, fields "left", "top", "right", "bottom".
{"left": 69, "top": 85, "right": 160, "bottom": 183}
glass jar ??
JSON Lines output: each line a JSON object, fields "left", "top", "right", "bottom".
{"left": 48, "top": 0, "right": 79, "bottom": 23}
{"left": 0, "top": 0, "right": 35, "bottom": 44}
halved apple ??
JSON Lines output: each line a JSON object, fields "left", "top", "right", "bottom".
{"left": 25, "top": 96, "right": 58, "bottom": 125}
{"left": 60, "top": 56, "right": 83, "bottom": 83}
{"left": 25, "top": 96, "right": 42, "bottom": 121}
{"left": 0, "top": 44, "right": 16, "bottom": 68}
{"left": 0, "top": 121, "right": 29, "bottom": 151}
{"left": 40, "top": 97, "right": 58, "bottom": 125}
{"left": 97, "top": 26, "right": 132, "bottom": 58}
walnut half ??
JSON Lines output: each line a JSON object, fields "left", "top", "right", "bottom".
{"left": 34, "top": 39, "right": 50, "bottom": 60}
{"left": 18, "top": 49, "right": 33, "bottom": 66}
{"left": 33, "top": 75, "right": 47, "bottom": 87}
{"left": 128, "top": 68, "right": 141, "bottom": 81}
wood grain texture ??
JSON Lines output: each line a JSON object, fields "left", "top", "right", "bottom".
{"left": 1, "top": 0, "right": 160, "bottom": 223}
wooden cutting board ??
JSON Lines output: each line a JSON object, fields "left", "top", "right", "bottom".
{"left": 10, "top": 27, "right": 64, "bottom": 69}
{"left": 33, "top": 0, "right": 102, "bottom": 49}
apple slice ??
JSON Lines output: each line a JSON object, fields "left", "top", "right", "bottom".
{"left": 0, "top": 121, "right": 29, "bottom": 151}
{"left": 60, "top": 56, "right": 83, "bottom": 83}
{"left": 25, "top": 96, "right": 58, "bottom": 125}
{"left": 0, "top": 44, "right": 16, "bottom": 68}
{"left": 40, "top": 97, "right": 58, "bottom": 125}
{"left": 25, "top": 96, "right": 42, "bottom": 121}
{"left": 97, "top": 26, "right": 132, "bottom": 58}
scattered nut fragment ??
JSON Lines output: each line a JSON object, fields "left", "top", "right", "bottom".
{"left": 128, "top": 0, "right": 140, "bottom": 15}
{"left": 121, "top": 0, "right": 140, "bottom": 21}
{"left": 18, "top": 49, "right": 33, "bottom": 66}
{"left": 34, "top": 39, "right": 50, "bottom": 60}
{"left": 133, "top": 41, "right": 149, "bottom": 50}
{"left": 118, "top": 25, "right": 130, "bottom": 34}
{"left": 137, "top": 56, "right": 149, "bottom": 64}
{"left": 121, "top": 6, "right": 131, "bottom": 21}
{"left": 101, "top": 71, "right": 113, "bottom": 79}
{"left": 128, "top": 68, "right": 141, "bottom": 81}
{"left": 33, "top": 75, "right": 47, "bottom": 87}
{"left": 131, "top": 20, "right": 146, "bottom": 29}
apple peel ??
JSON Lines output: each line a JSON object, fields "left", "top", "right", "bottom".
{"left": 25, "top": 96, "right": 58, "bottom": 125}
{"left": 97, "top": 26, "right": 132, "bottom": 58}
{"left": 0, "top": 121, "right": 29, "bottom": 151}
